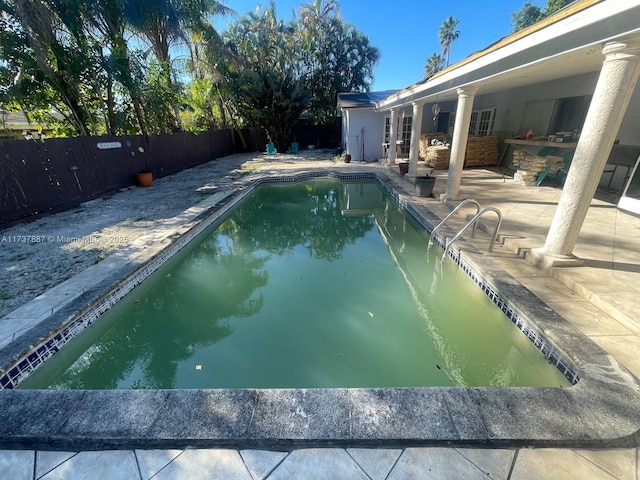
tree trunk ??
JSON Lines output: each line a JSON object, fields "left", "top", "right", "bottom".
{"left": 105, "top": 72, "right": 117, "bottom": 135}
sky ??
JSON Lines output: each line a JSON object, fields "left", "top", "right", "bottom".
{"left": 215, "top": 0, "right": 547, "bottom": 91}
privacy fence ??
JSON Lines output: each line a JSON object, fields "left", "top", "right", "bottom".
{"left": 0, "top": 130, "right": 234, "bottom": 223}
{"left": 0, "top": 124, "right": 338, "bottom": 224}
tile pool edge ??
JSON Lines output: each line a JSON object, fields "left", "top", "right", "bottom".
{"left": 0, "top": 167, "right": 639, "bottom": 449}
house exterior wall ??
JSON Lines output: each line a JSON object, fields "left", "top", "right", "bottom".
{"left": 341, "top": 105, "right": 414, "bottom": 162}
{"left": 487, "top": 72, "right": 600, "bottom": 138}
{"left": 475, "top": 72, "right": 640, "bottom": 193}
{"left": 341, "top": 107, "right": 386, "bottom": 162}
{"left": 415, "top": 73, "right": 604, "bottom": 140}
{"left": 341, "top": 109, "right": 349, "bottom": 152}
{"left": 421, "top": 101, "right": 457, "bottom": 137}
{"left": 490, "top": 72, "right": 640, "bottom": 145}
{"left": 417, "top": 71, "right": 640, "bottom": 146}
{"left": 345, "top": 73, "right": 640, "bottom": 164}
{"left": 478, "top": 72, "right": 640, "bottom": 146}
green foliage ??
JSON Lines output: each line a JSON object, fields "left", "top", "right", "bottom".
{"left": 511, "top": 2, "right": 543, "bottom": 31}
{"left": 511, "top": 0, "right": 573, "bottom": 32}
{"left": 545, "top": 0, "right": 573, "bottom": 15}
{"left": 181, "top": 77, "right": 215, "bottom": 133}
{"left": 28, "top": 106, "right": 77, "bottom": 137}
{"left": 142, "top": 60, "right": 185, "bottom": 133}
{"left": 221, "top": 2, "right": 309, "bottom": 151}
{"left": 0, "top": 0, "right": 379, "bottom": 140}
{"left": 215, "top": 0, "right": 379, "bottom": 149}
{"left": 1, "top": 0, "right": 101, "bottom": 135}
{"left": 0, "top": 0, "right": 229, "bottom": 136}
{"left": 424, "top": 52, "right": 445, "bottom": 78}
{"left": 85, "top": 0, "right": 149, "bottom": 135}
{"left": 298, "top": 0, "right": 379, "bottom": 124}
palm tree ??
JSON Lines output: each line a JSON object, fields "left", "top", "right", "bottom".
{"left": 123, "top": 0, "right": 234, "bottom": 132}
{"left": 222, "top": 2, "right": 310, "bottom": 151}
{"left": 298, "top": 0, "right": 379, "bottom": 124}
{"left": 10, "top": 0, "right": 96, "bottom": 135}
{"left": 438, "top": 16, "right": 460, "bottom": 66}
{"left": 424, "top": 52, "right": 445, "bottom": 78}
{"left": 84, "top": 0, "right": 151, "bottom": 135}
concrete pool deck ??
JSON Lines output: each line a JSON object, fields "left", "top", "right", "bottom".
{"left": 1, "top": 152, "right": 639, "bottom": 478}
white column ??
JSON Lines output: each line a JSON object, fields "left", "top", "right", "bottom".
{"left": 386, "top": 108, "right": 399, "bottom": 165}
{"left": 444, "top": 86, "right": 479, "bottom": 200}
{"left": 531, "top": 40, "right": 640, "bottom": 267}
{"left": 408, "top": 102, "right": 424, "bottom": 177}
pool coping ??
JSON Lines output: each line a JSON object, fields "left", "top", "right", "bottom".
{"left": 0, "top": 167, "right": 639, "bottom": 450}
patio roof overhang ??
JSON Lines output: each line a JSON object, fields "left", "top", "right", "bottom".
{"left": 375, "top": 0, "right": 640, "bottom": 110}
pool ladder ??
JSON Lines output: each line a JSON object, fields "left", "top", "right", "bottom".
{"left": 427, "top": 199, "right": 503, "bottom": 262}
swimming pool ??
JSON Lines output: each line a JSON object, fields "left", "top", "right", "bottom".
{"left": 0, "top": 169, "right": 638, "bottom": 450}
{"left": 17, "top": 178, "right": 568, "bottom": 389}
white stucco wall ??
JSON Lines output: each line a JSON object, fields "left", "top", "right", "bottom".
{"left": 341, "top": 105, "right": 415, "bottom": 161}
{"left": 341, "top": 107, "right": 386, "bottom": 162}
{"left": 341, "top": 110, "right": 348, "bottom": 152}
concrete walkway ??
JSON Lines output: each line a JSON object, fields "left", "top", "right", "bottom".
{"left": 1, "top": 156, "right": 639, "bottom": 478}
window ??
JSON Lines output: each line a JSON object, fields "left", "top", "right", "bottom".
{"left": 400, "top": 116, "right": 412, "bottom": 156}
{"left": 383, "top": 115, "right": 412, "bottom": 157}
{"left": 383, "top": 117, "right": 391, "bottom": 144}
{"left": 468, "top": 108, "right": 496, "bottom": 136}
{"left": 469, "top": 112, "right": 478, "bottom": 135}
{"left": 549, "top": 95, "right": 591, "bottom": 134}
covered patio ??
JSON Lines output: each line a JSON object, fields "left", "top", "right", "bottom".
{"left": 374, "top": 0, "right": 640, "bottom": 268}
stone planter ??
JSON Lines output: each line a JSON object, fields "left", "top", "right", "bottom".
{"left": 343, "top": 154, "right": 351, "bottom": 163}
{"left": 415, "top": 176, "right": 436, "bottom": 197}
{"left": 398, "top": 162, "right": 409, "bottom": 176}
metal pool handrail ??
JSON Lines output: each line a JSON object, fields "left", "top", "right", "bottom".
{"left": 441, "top": 207, "right": 503, "bottom": 262}
{"left": 428, "top": 199, "right": 481, "bottom": 248}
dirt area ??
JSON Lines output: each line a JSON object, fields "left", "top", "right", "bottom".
{"left": 0, "top": 150, "right": 338, "bottom": 318}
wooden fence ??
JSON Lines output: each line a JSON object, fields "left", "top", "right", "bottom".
{"left": 0, "top": 130, "right": 234, "bottom": 223}
{"left": 234, "top": 124, "right": 339, "bottom": 152}
{"left": 0, "top": 124, "right": 339, "bottom": 224}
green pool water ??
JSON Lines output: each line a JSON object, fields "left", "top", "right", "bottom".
{"left": 20, "top": 179, "right": 570, "bottom": 389}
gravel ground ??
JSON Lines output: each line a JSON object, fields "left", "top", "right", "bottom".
{"left": 0, "top": 150, "right": 338, "bottom": 318}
